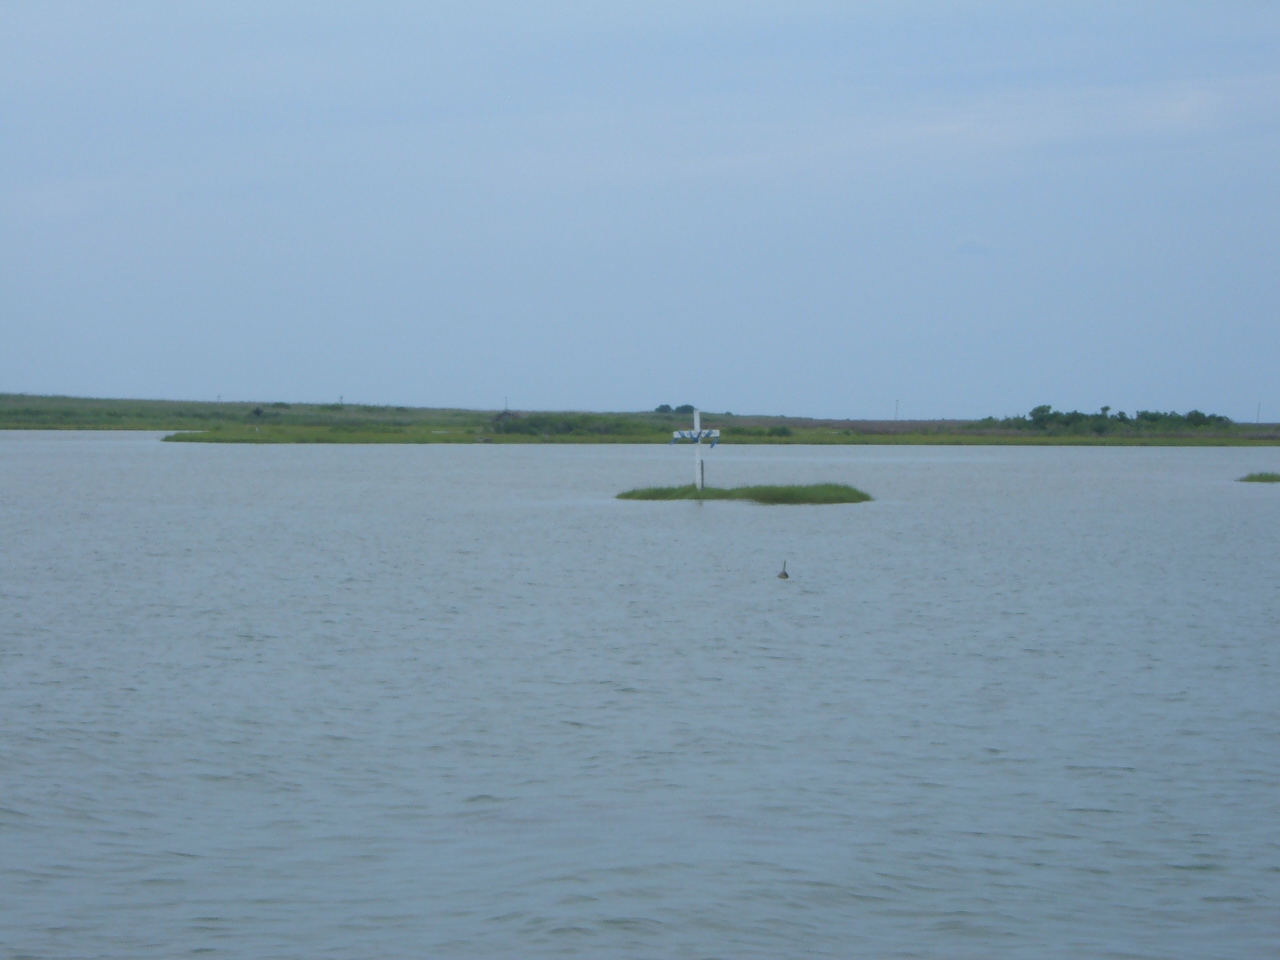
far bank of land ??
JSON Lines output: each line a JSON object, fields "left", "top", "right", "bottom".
{"left": 3, "top": 394, "right": 1278, "bottom": 446}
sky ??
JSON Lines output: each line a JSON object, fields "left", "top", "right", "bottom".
{"left": 2, "top": 2, "right": 1277, "bottom": 420}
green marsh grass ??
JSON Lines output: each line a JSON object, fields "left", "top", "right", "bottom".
{"left": 617, "top": 483, "right": 872, "bottom": 505}
{"left": 1239, "top": 472, "right": 1280, "bottom": 482}
{"left": 5, "top": 394, "right": 1278, "bottom": 446}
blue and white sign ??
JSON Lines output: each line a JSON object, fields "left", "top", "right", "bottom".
{"left": 672, "top": 429, "right": 720, "bottom": 444}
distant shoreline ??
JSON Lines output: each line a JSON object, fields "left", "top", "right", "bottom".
{"left": 4, "top": 394, "right": 1277, "bottom": 446}
{"left": 162, "top": 430, "right": 1280, "bottom": 447}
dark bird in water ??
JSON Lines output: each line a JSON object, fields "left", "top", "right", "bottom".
{"left": 777, "top": 561, "right": 789, "bottom": 579}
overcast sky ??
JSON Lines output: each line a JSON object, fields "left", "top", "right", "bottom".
{"left": 2, "top": 2, "right": 1277, "bottom": 419}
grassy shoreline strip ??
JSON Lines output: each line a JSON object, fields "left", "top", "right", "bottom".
{"left": 156, "top": 426, "right": 1280, "bottom": 446}
{"left": 1239, "top": 472, "right": 1280, "bottom": 483}
{"left": 5, "top": 395, "right": 1279, "bottom": 445}
{"left": 617, "top": 483, "right": 872, "bottom": 505}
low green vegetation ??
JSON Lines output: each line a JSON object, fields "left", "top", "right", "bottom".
{"left": 981, "top": 404, "right": 1235, "bottom": 437}
{"left": 3, "top": 395, "right": 1277, "bottom": 446}
{"left": 487, "top": 410, "right": 657, "bottom": 438}
{"left": 0, "top": 394, "right": 491, "bottom": 433}
{"left": 1239, "top": 472, "right": 1280, "bottom": 483}
{"left": 617, "top": 483, "right": 872, "bottom": 504}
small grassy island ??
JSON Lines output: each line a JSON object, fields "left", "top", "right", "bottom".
{"left": 1239, "top": 472, "right": 1280, "bottom": 483}
{"left": 617, "top": 483, "right": 872, "bottom": 505}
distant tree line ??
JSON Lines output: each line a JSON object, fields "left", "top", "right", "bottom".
{"left": 654, "top": 404, "right": 696, "bottom": 414}
{"left": 984, "top": 405, "right": 1233, "bottom": 435}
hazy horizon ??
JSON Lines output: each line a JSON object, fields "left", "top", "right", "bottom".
{"left": 3, "top": 3, "right": 1277, "bottom": 421}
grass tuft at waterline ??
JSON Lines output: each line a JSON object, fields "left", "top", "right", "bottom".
{"left": 1239, "top": 472, "right": 1280, "bottom": 483}
{"left": 617, "top": 483, "right": 872, "bottom": 505}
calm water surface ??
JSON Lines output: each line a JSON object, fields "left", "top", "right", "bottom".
{"left": 2, "top": 433, "right": 1278, "bottom": 959}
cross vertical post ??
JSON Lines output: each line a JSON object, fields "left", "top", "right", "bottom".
{"left": 694, "top": 410, "right": 702, "bottom": 488}
{"left": 671, "top": 408, "right": 719, "bottom": 489}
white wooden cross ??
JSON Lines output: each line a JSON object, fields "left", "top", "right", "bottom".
{"left": 670, "top": 409, "right": 720, "bottom": 489}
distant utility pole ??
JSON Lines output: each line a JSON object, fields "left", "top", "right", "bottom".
{"left": 1258, "top": 402, "right": 1262, "bottom": 424}
{"left": 894, "top": 400, "right": 899, "bottom": 420}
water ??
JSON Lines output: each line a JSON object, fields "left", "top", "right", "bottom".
{"left": 2, "top": 432, "right": 1278, "bottom": 959}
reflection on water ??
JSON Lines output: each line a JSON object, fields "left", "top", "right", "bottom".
{"left": 2, "top": 432, "right": 1278, "bottom": 958}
